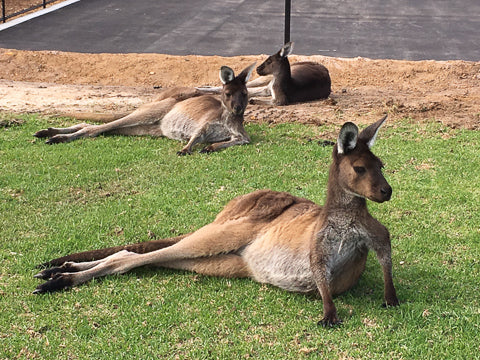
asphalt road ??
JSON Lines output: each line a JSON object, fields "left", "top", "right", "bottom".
{"left": 1, "top": 0, "right": 479, "bottom": 61}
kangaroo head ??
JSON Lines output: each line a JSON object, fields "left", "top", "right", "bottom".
{"left": 333, "top": 116, "right": 392, "bottom": 203}
{"left": 256, "top": 41, "right": 294, "bottom": 76}
{"left": 219, "top": 63, "right": 255, "bottom": 116}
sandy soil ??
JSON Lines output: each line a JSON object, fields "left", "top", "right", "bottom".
{"left": 0, "top": 48, "right": 479, "bottom": 130}
{"left": 3, "top": 0, "right": 64, "bottom": 20}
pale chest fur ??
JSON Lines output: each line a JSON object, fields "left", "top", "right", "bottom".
{"left": 160, "top": 109, "right": 233, "bottom": 143}
{"left": 268, "top": 78, "right": 276, "bottom": 101}
{"left": 160, "top": 112, "right": 201, "bottom": 140}
{"left": 242, "top": 242, "right": 316, "bottom": 293}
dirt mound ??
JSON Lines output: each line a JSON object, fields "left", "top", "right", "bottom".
{"left": 1, "top": 48, "right": 479, "bottom": 130}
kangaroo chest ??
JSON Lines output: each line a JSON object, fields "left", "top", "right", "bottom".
{"left": 160, "top": 113, "right": 233, "bottom": 143}
{"left": 320, "top": 221, "right": 372, "bottom": 281}
{"left": 203, "top": 121, "right": 236, "bottom": 142}
{"left": 268, "top": 78, "right": 277, "bottom": 101}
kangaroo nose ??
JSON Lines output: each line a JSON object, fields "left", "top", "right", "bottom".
{"left": 381, "top": 186, "right": 393, "bottom": 201}
{"left": 233, "top": 105, "right": 243, "bottom": 114}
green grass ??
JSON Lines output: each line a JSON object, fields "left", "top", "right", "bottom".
{"left": 0, "top": 114, "right": 479, "bottom": 359}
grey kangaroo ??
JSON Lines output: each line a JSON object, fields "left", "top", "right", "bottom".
{"left": 34, "top": 63, "right": 256, "bottom": 155}
{"left": 197, "top": 42, "right": 331, "bottom": 106}
{"left": 34, "top": 116, "right": 399, "bottom": 326}
{"left": 247, "top": 41, "right": 331, "bottom": 105}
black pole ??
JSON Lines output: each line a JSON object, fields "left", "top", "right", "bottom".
{"left": 2, "top": 0, "right": 5, "bottom": 23}
{"left": 284, "top": 0, "right": 291, "bottom": 44}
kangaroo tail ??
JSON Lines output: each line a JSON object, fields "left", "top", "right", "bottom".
{"left": 38, "top": 234, "right": 191, "bottom": 268}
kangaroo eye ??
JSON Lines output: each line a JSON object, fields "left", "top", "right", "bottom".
{"left": 354, "top": 166, "right": 366, "bottom": 174}
{"left": 225, "top": 92, "right": 232, "bottom": 98}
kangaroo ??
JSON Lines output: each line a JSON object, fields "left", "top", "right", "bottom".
{"left": 33, "top": 116, "right": 398, "bottom": 326}
{"left": 248, "top": 41, "right": 331, "bottom": 105}
{"left": 197, "top": 42, "right": 331, "bottom": 106}
{"left": 33, "top": 63, "right": 256, "bottom": 155}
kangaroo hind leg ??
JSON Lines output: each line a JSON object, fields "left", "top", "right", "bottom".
{"left": 33, "top": 122, "right": 101, "bottom": 144}
{"left": 35, "top": 234, "right": 190, "bottom": 280}
{"left": 33, "top": 221, "right": 256, "bottom": 293}
{"left": 164, "top": 254, "right": 252, "bottom": 278}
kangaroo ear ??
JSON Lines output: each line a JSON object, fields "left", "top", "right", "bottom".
{"left": 358, "top": 115, "right": 387, "bottom": 148}
{"left": 337, "top": 122, "right": 359, "bottom": 154}
{"left": 236, "top": 62, "right": 256, "bottom": 83}
{"left": 279, "top": 41, "right": 294, "bottom": 58}
{"left": 219, "top": 66, "right": 235, "bottom": 84}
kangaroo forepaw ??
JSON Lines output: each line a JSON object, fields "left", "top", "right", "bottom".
{"left": 176, "top": 149, "right": 192, "bottom": 156}
{"left": 200, "top": 146, "right": 215, "bottom": 154}
{"left": 33, "top": 274, "right": 74, "bottom": 294}
{"left": 318, "top": 316, "right": 343, "bottom": 328}
{"left": 382, "top": 297, "right": 400, "bottom": 308}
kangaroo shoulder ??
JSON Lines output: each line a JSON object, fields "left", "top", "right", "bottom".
{"left": 216, "top": 189, "right": 317, "bottom": 223}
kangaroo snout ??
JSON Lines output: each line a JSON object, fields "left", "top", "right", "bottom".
{"left": 256, "top": 64, "right": 266, "bottom": 76}
{"left": 380, "top": 185, "right": 393, "bottom": 202}
{"left": 233, "top": 105, "right": 245, "bottom": 115}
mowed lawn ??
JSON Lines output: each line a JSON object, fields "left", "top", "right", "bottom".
{"left": 0, "top": 114, "right": 479, "bottom": 359}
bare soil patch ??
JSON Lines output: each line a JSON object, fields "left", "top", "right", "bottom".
{"left": 3, "top": 0, "right": 64, "bottom": 21}
{"left": 0, "top": 48, "right": 479, "bottom": 130}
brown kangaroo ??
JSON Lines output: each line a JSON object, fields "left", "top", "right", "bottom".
{"left": 196, "top": 42, "right": 331, "bottom": 106}
{"left": 33, "top": 116, "right": 398, "bottom": 326}
{"left": 248, "top": 41, "right": 331, "bottom": 105}
{"left": 33, "top": 63, "right": 256, "bottom": 155}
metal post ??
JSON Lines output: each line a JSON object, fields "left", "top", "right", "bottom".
{"left": 284, "top": 0, "right": 291, "bottom": 44}
{"left": 2, "top": 0, "right": 5, "bottom": 23}
{"left": 43, "top": 0, "right": 47, "bottom": 9}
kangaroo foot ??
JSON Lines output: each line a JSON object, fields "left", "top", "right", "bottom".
{"left": 34, "top": 262, "right": 80, "bottom": 280}
{"left": 33, "top": 273, "right": 74, "bottom": 294}
{"left": 33, "top": 128, "right": 58, "bottom": 138}
{"left": 45, "top": 135, "right": 70, "bottom": 144}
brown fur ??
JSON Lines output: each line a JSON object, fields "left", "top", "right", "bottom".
{"left": 34, "top": 116, "right": 398, "bottom": 326}
{"left": 250, "top": 42, "right": 331, "bottom": 105}
{"left": 33, "top": 64, "right": 256, "bottom": 155}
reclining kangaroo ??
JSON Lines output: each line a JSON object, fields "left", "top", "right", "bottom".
{"left": 198, "top": 42, "right": 331, "bottom": 106}
{"left": 251, "top": 41, "right": 331, "bottom": 105}
{"left": 34, "top": 116, "right": 399, "bottom": 326}
{"left": 33, "top": 63, "right": 255, "bottom": 155}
